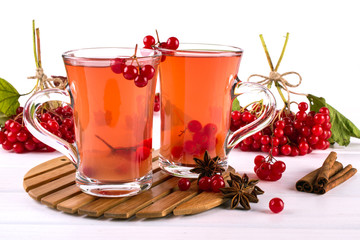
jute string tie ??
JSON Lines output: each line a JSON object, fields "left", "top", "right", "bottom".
{"left": 247, "top": 71, "right": 303, "bottom": 104}
{"left": 28, "top": 67, "right": 67, "bottom": 91}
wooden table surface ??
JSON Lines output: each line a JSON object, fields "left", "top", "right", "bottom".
{"left": 1, "top": 115, "right": 360, "bottom": 240}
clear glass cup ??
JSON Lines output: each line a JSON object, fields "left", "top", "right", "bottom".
{"left": 24, "top": 47, "right": 161, "bottom": 197}
{"left": 157, "top": 43, "right": 276, "bottom": 177}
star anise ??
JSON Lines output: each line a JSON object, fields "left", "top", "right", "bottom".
{"left": 190, "top": 151, "right": 225, "bottom": 183}
{"left": 220, "top": 173, "right": 264, "bottom": 210}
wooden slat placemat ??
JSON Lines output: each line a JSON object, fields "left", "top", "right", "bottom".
{"left": 23, "top": 150, "right": 234, "bottom": 219}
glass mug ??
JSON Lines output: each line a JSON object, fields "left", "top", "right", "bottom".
{"left": 157, "top": 43, "right": 276, "bottom": 177}
{"left": 24, "top": 47, "right": 161, "bottom": 197}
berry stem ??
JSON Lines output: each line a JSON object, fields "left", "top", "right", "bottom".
{"left": 266, "top": 81, "right": 273, "bottom": 89}
{"left": 259, "top": 34, "right": 274, "bottom": 72}
{"left": 36, "top": 28, "right": 42, "bottom": 69}
{"left": 255, "top": 100, "right": 265, "bottom": 118}
{"left": 130, "top": 44, "right": 141, "bottom": 70}
{"left": 134, "top": 44, "right": 138, "bottom": 56}
{"left": 24, "top": 20, "right": 41, "bottom": 97}
{"left": 32, "top": 20, "right": 39, "bottom": 69}
{"left": 20, "top": 83, "right": 39, "bottom": 96}
{"left": 130, "top": 44, "right": 138, "bottom": 59}
{"left": 95, "top": 135, "right": 116, "bottom": 151}
{"left": 95, "top": 135, "right": 138, "bottom": 152}
{"left": 241, "top": 100, "right": 263, "bottom": 114}
{"left": 13, "top": 112, "right": 24, "bottom": 125}
{"left": 178, "top": 128, "right": 187, "bottom": 137}
{"left": 274, "top": 33, "right": 289, "bottom": 72}
{"left": 275, "top": 81, "right": 288, "bottom": 108}
{"left": 155, "top": 29, "right": 160, "bottom": 44}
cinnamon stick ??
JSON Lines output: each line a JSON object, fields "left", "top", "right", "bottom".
{"left": 296, "top": 168, "right": 319, "bottom": 193}
{"left": 319, "top": 165, "right": 357, "bottom": 194}
{"left": 296, "top": 161, "right": 343, "bottom": 193}
{"left": 314, "top": 151, "right": 337, "bottom": 188}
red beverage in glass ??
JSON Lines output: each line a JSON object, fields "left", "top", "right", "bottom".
{"left": 24, "top": 47, "right": 161, "bottom": 197}
{"left": 157, "top": 44, "right": 276, "bottom": 177}
{"left": 65, "top": 63, "right": 155, "bottom": 182}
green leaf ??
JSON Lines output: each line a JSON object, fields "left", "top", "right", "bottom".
{"left": 232, "top": 98, "right": 240, "bottom": 111}
{"left": 0, "top": 111, "right": 10, "bottom": 127}
{"left": 0, "top": 77, "right": 20, "bottom": 116}
{"left": 307, "top": 94, "right": 360, "bottom": 146}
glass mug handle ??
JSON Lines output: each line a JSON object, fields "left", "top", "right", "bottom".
{"left": 23, "top": 88, "right": 78, "bottom": 167}
{"left": 226, "top": 81, "right": 276, "bottom": 154}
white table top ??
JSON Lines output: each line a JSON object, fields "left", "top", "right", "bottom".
{"left": 1, "top": 115, "right": 360, "bottom": 240}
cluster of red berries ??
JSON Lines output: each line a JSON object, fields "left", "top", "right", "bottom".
{"left": 178, "top": 175, "right": 285, "bottom": 213}
{"left": 0, "top": 106, "right": 75, "bottom": 154}
{"left": 154, "top": 93, "right": 160, "bottom": 112}
{"left": 143, "top": 34, "right": 179, "bottom": 62}
{"left": 178, "top": 174, "right": 225, "bottom": 193}
{"left": 171, "top": 120, "right": 218, "bottom": 159}
{"left": 232, "top": 102, "right": 332, "bottom": 156}
{"left": 110, "top": 58, "right": 155, "bottom": 88}
{"left": 254, "top": 155, "right": 286, "bottom": 181}
{"left": 143, "top": 35, "right": 179, "bottom": 51}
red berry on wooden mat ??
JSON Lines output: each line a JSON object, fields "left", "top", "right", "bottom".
{"left": 210, "top": 174, "right": 224, "bottom": 182}
{"left": 198, "top": 176, "right": 211, "bottom": 191}
{"left": 178, "top": 178, "right": 191, "bottom": 191}
{"left": 211, "top": 178, "right": 225, "bottom": 193}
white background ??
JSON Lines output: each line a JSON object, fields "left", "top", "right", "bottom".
{"left": 1, "top": 0, "right": 360, "bottom": 239}
{"left": 0, "top": 0, "right": 360, "bottom": 126}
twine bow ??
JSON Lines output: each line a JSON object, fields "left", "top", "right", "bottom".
{"left": 247, "top": 71, "right": 303, "bottom": 105}
{"left": 28, "top": 67, "right": 67, "bottom": 92}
